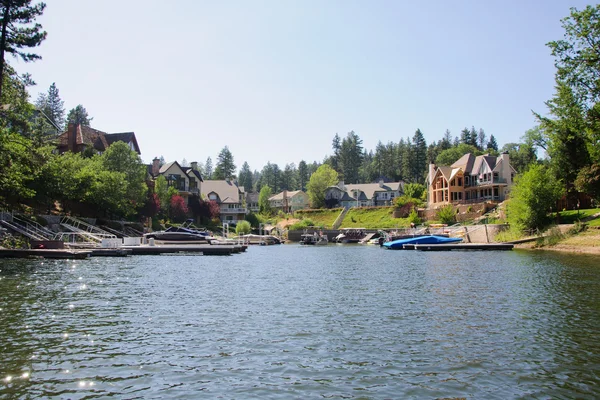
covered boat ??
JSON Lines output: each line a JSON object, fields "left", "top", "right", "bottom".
{"left": 382, "top": 235, "right": 462, "bottom": 250}
{"left": 144, "top": 220, "right": 214, "bottom": 242}
{"left": 300, "top": 232, "right": 328, "bottom": 245}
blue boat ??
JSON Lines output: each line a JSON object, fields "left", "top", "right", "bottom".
{"left": 382, "top": 235, "right": 462, "bottom": 250}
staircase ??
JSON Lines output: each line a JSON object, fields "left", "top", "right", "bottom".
{"left": 57, "top": 216, "right": 116, "bottom": 244}
{"left": 0, "top": 213, "right": 56, "bottom": 241}
{"left": 331, "top": 207, "right": 350, "bottom": 230}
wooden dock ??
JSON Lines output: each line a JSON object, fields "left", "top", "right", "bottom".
{"left": 402, "top": 243, "right": 514, "bottom": 251}
{"left": 0, "top": 243, "right": 247, "bottom": 259}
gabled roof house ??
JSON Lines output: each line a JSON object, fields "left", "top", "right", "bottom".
{"left": 325, "top": 180, "right": 404, "bottom": 208}
{"left": 148, "top": 158, "right": 203, "bottom": 201}
{"left": 427, "top": 152, "right": 516, "bottom": 208}
{"left": 57, "top": 123, "right": 141, "bottom": 155}
{"left": 269, "top": 190, "right": 309, "bottom": 213}
{"left": 200, "top": 179, "right": 247, "bottom": 223}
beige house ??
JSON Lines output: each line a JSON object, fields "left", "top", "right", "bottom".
{"left": 149, "top": 159, "right": 202, "bottom": 203}
{"left": 268, "top": 190, "right": 309, "bottom": 213}
{"left": 325, "top": 180, "right": 404, "bottom": 208}
{"left": 200, "top": 179, "right": 247, "bottom": 223}
{"left": 427, "top": 152, "right": 516, "bottom": 208}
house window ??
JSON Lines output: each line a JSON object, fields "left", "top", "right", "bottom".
{"left": 450, "top": 179, "right": 455, "bottom": 186}
{"left": 458, "top": 177, "right": 462, "bottom": 187}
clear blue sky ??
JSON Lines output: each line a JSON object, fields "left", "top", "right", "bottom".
{"left": 16, "top": 0, "right": 593, "bottom": 172}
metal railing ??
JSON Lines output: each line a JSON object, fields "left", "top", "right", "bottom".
{"left": 58, "top": 216, "right": 116, "bottom": 244}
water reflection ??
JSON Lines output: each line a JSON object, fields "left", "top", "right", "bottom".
{"left": 0, "top": 247, "right": 599, "bottom": 398}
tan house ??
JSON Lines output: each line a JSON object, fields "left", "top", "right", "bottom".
{"left": 325, "top": 180, "right": 404, "bottom": 208}
{"left": 268, "top": 190, "right": 309, "bottom": 213}
{"left": 57, "top": 123, "right": 141, "bottom": 155}
{"left": 427, "top": 152, "right": 516, "bottom": 208}
{"left": 148, "top": 159, "right": 203, "bottom": 202}
{"left": 200, "top": 179, "right": 247, "bottom": 223}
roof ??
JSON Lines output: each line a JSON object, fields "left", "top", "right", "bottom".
{"left": 201, "top": 180, "right": 243, "bottom": 203}
{"left": 57, "top": 124, "right": 141, "bottom": 154}
{"left": 246, "top": 192, "right": 259, "bottom": 203}
{"left": 182, "top": 167, "right": 203, "bottom": 182}
{"left": 451, "top": 153, "right": 475, "bottom": 172}
{"left": 269, "top": 190, "right": 305, "bottom": 201}
{"left": 343, "top": 181, "right": 404, "bottom": 201}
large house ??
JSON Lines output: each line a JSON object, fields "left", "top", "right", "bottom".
{"left": 200, "top": 179, "right": 247, "bottom": 223}
{"left": 325, "top": 180, "right": 404, "bottom": 208}
{"left": 148, "top": 159, "right": 203, "bottom": 203}
{"left": 246, "top": 192, "right": 260, "bottom": 213}
{"left": 269, "top": 190, "right": 309, "bottom": 213}
{"left": 57, "top": 123, "right": 141, "bottom": 155}
{"left": 427, "top": 152, "right": 515, "bottom": 208}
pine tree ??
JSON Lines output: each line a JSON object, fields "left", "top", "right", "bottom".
{"left": 238, "top": 161, "right": 253, "bottom": 191}
{"left": 411, "top": 128, "right": 427, "bottom": 183}
{"left": 487, "top": 134, "right": 498, "bottom": 151}
{"left": 297, "top": 160, "right": 308, "bottom": 191}
{"left": 66, "top": 104, "right": 92, "bottom": 126}
{"left": 213, "top": 146, "right": 236, "bottom": 180}
{"left": 331, "top": 133, "right": 341, "bottom": 172}
{"left": 0, "top": 0, "right": 46, "bottom": 101}
{"left": 204, "top": 157, "right": 213, "bottom": 179}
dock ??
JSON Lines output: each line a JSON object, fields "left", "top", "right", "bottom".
{"left": 402, "top": 243, "right": 514, "bottom": 251}
{"left": 0, "top": 243, "right": 247, "bottom": 259}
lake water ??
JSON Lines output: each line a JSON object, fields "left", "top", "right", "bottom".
{"left": 1, "top": 245, "right": 599, "bottom": 399}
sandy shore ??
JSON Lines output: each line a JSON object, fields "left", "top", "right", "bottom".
{"left": 514, "top": 229, "right": 600, "bottom": 255}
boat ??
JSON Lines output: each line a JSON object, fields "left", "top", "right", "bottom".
{"left": 333, "top": 228, "right": 367, "bottom": 243}
{"left": 382, "top": 235, "right": 462, "bottom": 250}
{"left": 238, "top": 234, "right": 283, "bottom": 245}
{"left": 300, "top": 232, "right": 328, "bottom": 245}
{"left": 144, "top": 220, "right": 214, "bottom": 242}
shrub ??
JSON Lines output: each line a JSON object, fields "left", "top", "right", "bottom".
{"left": 408, "top": 209, "right": 421, "bottom": 225}
{"left": 235, "top": 220, "right": 252, "bottom": 235}
{"left": 289, "top": 218, "right": 323, "bottom": 230}
{"left": 169, "top": 195, "right": 189, "bottom": 222}
{"left": 436, "top": 205, "right": 456, "bottom": 225}
{"left": 245, "top": 212, "right": 260, "bottom": 228}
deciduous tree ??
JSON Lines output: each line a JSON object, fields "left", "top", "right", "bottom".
{"left": 306, "top": 164, "right": 338, "bottom": 208}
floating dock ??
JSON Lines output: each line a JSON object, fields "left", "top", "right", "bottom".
{"left": 402, "top": 243, "right": 514, "bottom": 251}
{"left": 0, "top": 243, "right": 247, "bottom": 259}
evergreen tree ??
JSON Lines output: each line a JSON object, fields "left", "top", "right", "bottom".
{"left": 35, "top": 82, "right": 64, "bottom": 133}
{"left": 486, "top": 134, "right": 498, "bottom": 151}
{"left": 331, "top": 133, "right": 341, "bottom": 172}
{"left": 282, "top": 163, "right": 297, "bottom": 190}
{"left": 460, "top": 127, "right": 471, "bottom": 145}
{"left": 66, "top": 104, "right": 92, "bottom": 126}
{"left": 204, "top": 157, "right": 213, "bottom": 179}
{"left": 297, "top": 160, "right": 308, "bottom": 191}
{"left": 213, "top": 146, "right": 236, "bottom": 179}
{"left": 477, "top": 129, "right": 487, "bottom": 151}
{"left": 338, "top": 131, "right": 363, "bottom": 183}
{"left": 411, "top": 128, "right": 427, "bottom": 183}
{"left": 0, "top": 0, "right": 46, "bottom": 101}
{"left": 238, "top": 161, "right": 253, "bottom": 191}
{"left": 441, "top": 129, "right": 452, "bottom": 150}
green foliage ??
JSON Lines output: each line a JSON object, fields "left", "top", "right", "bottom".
{"left": 289, "top": 218, "right": 320, "bottom": 230}
{"left": 435, "top": 144, "right": 481, "bottom": 166}
{"left": 306, "top": 164, "right": 338, "bottom": 208}
{"left": 0, "top": 0, "right": 47, "bottom": 100}
{"left": 568, "top": 221, "right": 588, "bottom": 235}
{"left": 35, "top": 82, "right": 65, "bottom": 134}
{"left": 235, "top": 220, "right": 252, "bottom": 234}
{"left": 213, "top": 146, "right": 236, "bottom": 179}
{"left": 403, "top": 183, "right": 426, "bottom": 200}
{"left": 494, "top": 227, "right": 524, "bottom": 243}
{"left": 436, "top": 205, "right": 456, "bottom": 225}
{"left": 245, "top": 212, "right": 260, "bottom": 228}
{"left": 408, "top": 209, "right": 421, "bottom": 225}
{"left": 535, "top": 227, "right": 564, "bottom": 247}
{"left": 575, "top": 163, "right": 600, "bottom": 200}
{"left": 506, "top": 164, "right": 564, "bottom": 230}
{"left": 66, "top": 104, "right": 92, "bottom": 126}
{"left": 258, "top": 185, "right": 272, "bottom": 214}
{"left": 238, "top": 161, "right": 253, "bottom": 192}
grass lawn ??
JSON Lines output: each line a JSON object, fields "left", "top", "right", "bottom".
{"left": 294, "top": 209, "right": 341, "bottom": 228}
{"left": 340, "top": 207, "right": 410, "bottom": 229}
{"left": 558, "top": 208, "right": 600, "bottom": 224}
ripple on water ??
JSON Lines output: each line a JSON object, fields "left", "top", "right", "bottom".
{"left": 1, "top": 248, "right": 600, "bottom": 398}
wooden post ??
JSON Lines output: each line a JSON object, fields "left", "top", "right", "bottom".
{"left": 485, "top": 224, "right": 489, "bottom": 243}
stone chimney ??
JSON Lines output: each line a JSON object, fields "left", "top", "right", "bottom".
{"left": 225, "top": 177, "right": 230, "bottom": 184}
{"left": 338, "top": 180, "right": 345, "bottom": 190}
{"left": 152, "top": 157, "right": 160, "bottom": 176}
{"left": 500, "top": 151, "right": 511, "bottom": 185}
{"left": 67, "top": 123, "right": 78, "bottom": 152}
{"left": 428, "top": 163, "right": 436, "bottom": 185}
{"left": 190, "top": 161, "right": 198, "bottom": 171}
{"left": 378, "top": 179, "right": 384, "bottom": 188}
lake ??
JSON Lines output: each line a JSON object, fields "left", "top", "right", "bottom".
{"left": 1, "top": 245, "right": 599, "bottom": 399}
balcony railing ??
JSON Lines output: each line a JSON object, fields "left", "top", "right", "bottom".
{"left": 220, "top": 207, "right": 247, "bottom": 213}
{"left": 168, "top": 183, "right": 199, "bottom": 194}
{"left": 464, "top": 177, "right": 507, "bottom": 187}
